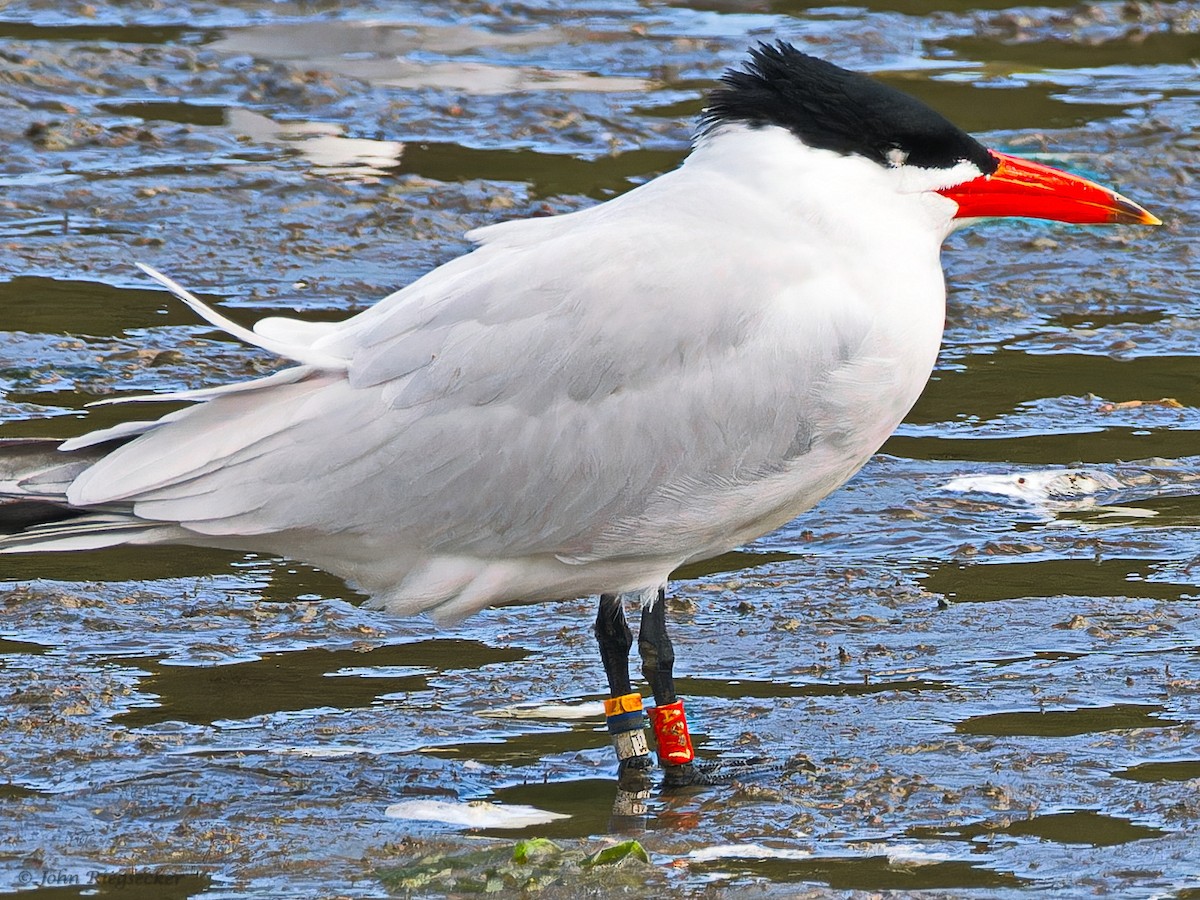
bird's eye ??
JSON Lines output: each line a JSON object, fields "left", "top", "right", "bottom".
{"left": 885, "top": 147, "right": 909, "bottom": 167}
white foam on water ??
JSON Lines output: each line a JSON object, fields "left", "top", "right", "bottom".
{"left": 384, "top": 799, "right": 570, "bottom": 828}
{"left": 687, "top": 843, "right": 813, "bottom": 863}
{"left": 478, "top": 700, "right": 606, "bottom": 720}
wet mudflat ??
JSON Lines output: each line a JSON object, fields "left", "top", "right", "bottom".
{"left": 0, "top": 0, "right": 1198, "bottom": 896}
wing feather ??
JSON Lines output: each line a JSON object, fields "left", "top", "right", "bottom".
{"left": 62, "top": 161, "right": 891, "bottom": 581}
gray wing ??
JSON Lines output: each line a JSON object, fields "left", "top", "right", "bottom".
{"left": 69, "top": 170, "right": 874, "bottom": 565}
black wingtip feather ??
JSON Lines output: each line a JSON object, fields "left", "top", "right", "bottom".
{"left": 0, "top": 499, "right": 82, "bottom": 535}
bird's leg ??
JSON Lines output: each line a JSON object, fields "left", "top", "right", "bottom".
{"left": 638, "top": 588, "right": 702, "bottom": 785}
{"left": 596, "top": 592, "right": 634, "bottom": 696}
{"left": 639, "top": 590, "right": 790, "bottom": 788}
{"left": 595, "top": 593, "right": 652, "bottom": 784}
{"left": 637, "top": 588, "right": 677, "bottom": 704}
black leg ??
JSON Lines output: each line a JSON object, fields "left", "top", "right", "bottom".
{"left": 595, "top": 593, "right": 652, "bottom": 786}
{"left": 637, "top": 589, "right": 784, "bottom": 788}
{"left": 595, "top": 593, "right": 633, "bottom": 698}
{"left": 640, "top": 588, "right": 704, "bottom": 785}
{"left": 637, "top": 587, "right": 677, "bottom": 705}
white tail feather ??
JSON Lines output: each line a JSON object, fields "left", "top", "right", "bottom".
{"left": 134, "top": 263, "right": 346, "bottom": 368}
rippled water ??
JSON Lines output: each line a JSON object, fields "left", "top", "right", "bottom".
{"left": 0, "top": 1, "right": 1198, "bottom": 897}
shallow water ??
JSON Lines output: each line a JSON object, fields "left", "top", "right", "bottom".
{"left": 0, "top": 1, "right": 1198, "bottom": 897}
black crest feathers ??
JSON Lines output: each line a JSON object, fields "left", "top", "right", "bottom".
{"left": 701, "top": 42, "right": 998, "bottom": 174}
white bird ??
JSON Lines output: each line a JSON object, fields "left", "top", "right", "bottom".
{"left": 0, "top": 43, "right": 1158, "bottom": 785}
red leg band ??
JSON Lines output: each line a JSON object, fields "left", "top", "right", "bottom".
{"left": 648, "top": 699, "right": 695, "bottom": 765}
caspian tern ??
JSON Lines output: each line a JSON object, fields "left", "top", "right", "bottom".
{"left": 0, "top": 42, "right": 1158, "bottom": 786}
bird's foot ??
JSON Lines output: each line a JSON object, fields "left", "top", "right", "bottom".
{"left": 605, "top": 692, "right": 653, "bottom": 791}
{"left": 661, "top": 756, "right": 784, "bottom": 788}
{"left": 616, "top": 753, "right": 654, "bottom": 792}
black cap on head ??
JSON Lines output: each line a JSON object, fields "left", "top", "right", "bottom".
{"left": 701, "top": 42, "right": 998, "bottom": 175}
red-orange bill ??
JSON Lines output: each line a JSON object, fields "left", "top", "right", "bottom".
{"left": 939, "top": 151, "right": 1161, "bottom": 226}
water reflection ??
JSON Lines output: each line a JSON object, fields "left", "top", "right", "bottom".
{"left": 940, "top": 32, "right": 1200, "bottom": 73}
{"left": 922, "top": 557, "right": 1197, "bottom": 603}
{"left": 912, "top": 810, "right": 1168, "bottom": 847}
{"left": 908, "top": 350, "right": 1200, "bottom": 427}
{"left": 210, "top": 22, "right": 652, "bottom": 94}
{"left": 685, "top": 853, "right": 1025, "bottom": 890}
{"left": 887, "top": 428, "right": 1200, "bottom": 465}
{"left": 872, "top": 76, "right": 1120, "bottom": 132}
{"left": 1116, "top": 760, "right": 1200, "bottom": 783}
{"left": 956, "top": 703, "right": 1181, "bottom": 737}
{"left": 98, "top": 100, "right": 227, "bottom": 128}
{"left": 0, "top": 21, "right": 196, "bottom": 43}
{"left": 226, "top": 108, "right": 405, "bottom": 180}
{"left": 7, "top": 874, "right": 214, "bottom": 900}
{"left": 0, "top": 277, "right": 183, "bottom": 335}
{"left": 118, "top": 639, "right": 527, "bottom": 727}
{"left": 385, "top": 142, "right": 683, "bottom": 200}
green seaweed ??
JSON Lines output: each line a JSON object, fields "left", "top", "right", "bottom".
{"left": 379, "top": 838, "right": 654, "bottom": 894}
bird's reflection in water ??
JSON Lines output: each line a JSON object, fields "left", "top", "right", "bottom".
{"left": 609, "top": 779, "right": 653, "bottom": 829}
